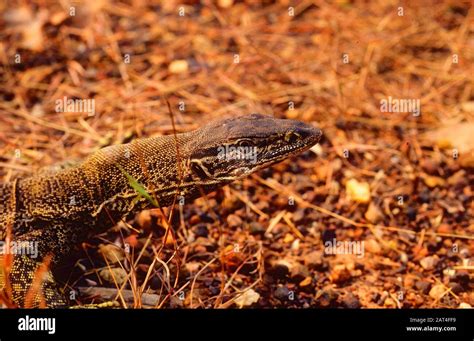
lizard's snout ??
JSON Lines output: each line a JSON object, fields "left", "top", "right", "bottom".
{"left": 292, "top": 121, "right": 322, "bottom": 146}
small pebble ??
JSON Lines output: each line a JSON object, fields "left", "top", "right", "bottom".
{"left": 419, "top": 255, "right": 439, "bottom": 270}
{"left": 342, "top": 293, "right": 361, "bottom": 308}
{"left": 302, "top": 251, "right": 325, "bottom": 270}
{"left": 415, "top": 280, "right": 431, "bottom": 294}
{"left": 194, "top": 223, "right": 209, "bottom": 237}
{"left": 406, "top": 207, "right": 417, "bottom": 221}
{"left": 365, "top": 239, "right": 382, "bottom": 254}
{"left": 317, "top": 289, "right": 338, "bottom": 307}
{"left": 269, "top": 260, "right": 291, "bottom": 279}
{"left": 448, "top": 282, "right": 463, "bottom": 294}
{"left": 454, "top": 270, "right": 470, "bottom": 287}
{"left": 168, "top": 59, "right": 188, "bottom": 74}
{"left": 226, "top": 214, "right": 243, "bottom": 228}
{"left": 429, "top": 284, "right": 446, "bottom": 300}
{"left": 365, "top": 202, "right": 384, "bottom": 223}
{"left": 249, "top": 222, "right": 265, "bottom": 235}
{"left": 274, "top": 286, "right": 291, "bottom": 301}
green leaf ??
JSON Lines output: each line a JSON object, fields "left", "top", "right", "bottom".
{"left": 115, "top": 164, "right": 158, "bottom": 207}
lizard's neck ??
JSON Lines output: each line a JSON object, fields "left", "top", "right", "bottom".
{"left": 13, "top": 132, "right": 205, "bottom": 238}
{"left": 85, "top": 134, "right": 194, "bottom": 224}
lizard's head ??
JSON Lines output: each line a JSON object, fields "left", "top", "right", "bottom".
{"left": 187, "top": 113, "right": 322, "bottom": 182}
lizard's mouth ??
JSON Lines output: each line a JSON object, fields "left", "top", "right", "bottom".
{"left": 231, "top": 166, "right": 252, "bottom": 177}
{"left": 218, "top": 124, "right": 322, "bottom": 180}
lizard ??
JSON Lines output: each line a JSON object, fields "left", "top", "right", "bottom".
{"left": 0, "top": 113, "right": 322, "bottom": 308}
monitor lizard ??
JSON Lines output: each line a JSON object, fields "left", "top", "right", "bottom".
{"left": 0, "top": 113, "right": 322, "bottom": 308}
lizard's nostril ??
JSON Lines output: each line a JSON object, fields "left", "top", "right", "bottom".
{"left": 248, "top": 113, "right": 266, "bottom": 120}
{"left": 294, "top": 123, "right": 321, "bottom": 141}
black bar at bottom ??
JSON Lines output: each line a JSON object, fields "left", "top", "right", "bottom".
{"left": 0, "top": 309, "right": 472, "bottom": 340}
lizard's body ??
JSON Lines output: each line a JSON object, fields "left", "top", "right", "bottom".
{"left": 0, "top": 114, "right": 321, "bottom": 308}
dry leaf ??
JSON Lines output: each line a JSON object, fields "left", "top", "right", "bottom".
{"left": 50, "top": 11, "right": 68, "bottom": 25}
{"left": 365, "top": 239, "right": 382, "bottom": 254}
{"left": 4, "top": 6, "right": 33, "bottom": 25}
{"left": 99, "top": 268, "right": 127, "bottom": 285}
{"left": 218, "top": 0, "right": 234, "bottom": 8}
{"left": 346, "top": 179, "right": 371, "bottom": 203}
{"left": 185, "top": 262, "right": 201, "bottom": 274}
{"left": 299, "top": 277, "right": 312, "bottom": 287}
{"left": 420, "top": 255, "right": 439, "bottom": 270}
{"left": 423, "top": 122, "right": 474, "bottom": 154}
{"left": 283, "top": 233, "right": 295, "bottom": 243}
{"left": 429, "top": 284, "right": 446, "bottom": 300}
{"left": 310, "top": 143, "right": 323, "bottom": 156}
{"left": 235, "top": 289, "right": 260, "bottom": 308}
{"left": 168, "top": 60, "right": 188, "bottom": 74}
{"left": 124, "top": 234, "right": 138, "bottom": 248}
{"left": 460, "top": 150, "right": 474, "bottom": 168}
{"left": 365, "top": 202, "right": 383, "bottom": 223}
{"left": 461, "top": 102, "right": 474, "bottom": 113}
{"left": 99, "top": 244, "right": 125, "bottom": 263}
{"left": 423, "top": 175, "right": 445, "bottom": 188}
{"left": 19, "top": 10, "right": 48, "bottom": 51}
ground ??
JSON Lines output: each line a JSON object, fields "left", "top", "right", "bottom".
{"left": 0, "top": 0, "right": 472, "bottom": 308}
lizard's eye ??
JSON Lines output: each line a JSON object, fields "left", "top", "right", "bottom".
{"left": 285, "top": 131, "right": 300, "bottom": 144}
{"left": 237, "top": 140, "right": 253, "bottom": 148}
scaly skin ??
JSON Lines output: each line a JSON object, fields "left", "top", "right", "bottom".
{"left": 0, "top": 113, "right": 322, "bottom": 308}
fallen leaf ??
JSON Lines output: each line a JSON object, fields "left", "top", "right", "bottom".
{"left": 285, "top": 108, "right": 300, "bottom": 119}
{"left": 218, "top": 0, "right": 234, "bottom": 8}
{"left": 99, "top": 244, "right": 125, "bottom": 263}
{"left": 99, "top": 268, "right": 128, "bottom": 285}
{"left": 4, "top": 6, "right": 33, "bottom": 25}
{"left": 168, "top": 60, "right": 188, "bottom": 74}
{"left": 185, "top": 262, "right": 201, "bottom": 274}
{"left": 124, "top": 234, "right": 138, "bottom": 248}
{"left": 419, "top": 255, "right": 439, "bottom": 270}
{"left": 299, "top": 277, "right": 312, "bottom": 287}
{"left": 365, "top": 202, "right": 383, "bottom": 223}
{"left": 346, "top": 179, "right": 371, "bottom": 203}
{"left": 422, "top": 122, "right": 474, "bottom": 154}
{"left": 460, "top": 150, "right": 474, "bottom": 168}
{"left": 310, "top": 143, "right": 323, "bottom": 156}
{"left": 234, "top": 288, "right": 260, "bottom": 308}
{"left": 50, "top": 11, "right": 67, "bottom": 25}
{"left": 429, "top": 284, "right": 447, "bottom": 300}
{"left": 423, "top": 175, "right": 445, "bottom": 188}
{"left": 283, "top": 233, "right": 295, "bottom": 243}
{"left": 460, "top": 101, "right": 474, "bottom": 113}
{"left": 365, "top": 239, "right": 382, "bottom": 254}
